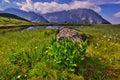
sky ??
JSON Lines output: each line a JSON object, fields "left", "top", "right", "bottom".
{"left": 0, "top": 0, "right": 120, "bottom": 24}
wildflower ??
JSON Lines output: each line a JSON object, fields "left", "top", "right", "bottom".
{"left": 108, "top": 39, "right": 110, "bottom": 41}
{"left": 46, "top": 50, "right": 48, "bottom": 53}
{"left": 103, "top": 35, "right": 106, "bottom": 38}
{"left": 24, "top": 74, "right": 27, "bottom": 77}
{"left": 116, "top": 34, "right": 118, "bottom": 36}
{"left": 98, "top": 57, "right": 102, "bottom": 60}
{"left": 17, "top": 75, "right": 21, "bottom": 79}
{"left": 109, "top": 59, "right": 112, "bottom": 63}
{"left": 95, "top": 46, "right": 97, "bottom": 49}
{"left": 109, "top": 36, "right": 112, "bottom": 39}
{"left": 35, "top": 47, "right": 38, "bottom": 49}
{"left": 109, "top": 59, "right": 112, "bottom": 61}
{"left": 96, "top": 43, "right": 99, "bottom": 46}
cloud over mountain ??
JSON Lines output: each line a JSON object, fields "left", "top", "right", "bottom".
{"left": 114, "top": 12, "right": 120, "bottom": 17}
{"left": 16, "top": 0, "right": 101, "bottom": 14}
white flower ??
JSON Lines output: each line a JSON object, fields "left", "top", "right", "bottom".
{"left": 96, "top": 43, "right": 99, "bottom": 46}
{"left": 46, "top": 50, "right": 48, "bottom": 53}
{"left": 95, "top": 46, "right": 97, "bottom": 49}
{"left": 98, "top": 58, "right": 102, "bottom": 60}
{"left": 103, "top": 35, "right": 106, "bottom": 38}
{"left": 24, "top": 74, "right": 27, "bottom": 77}
{"left": 17, "top": 75, "right": 21, "bottom": 78}
{"left": 108, "top": 39, "right": 110, "bottom": 41}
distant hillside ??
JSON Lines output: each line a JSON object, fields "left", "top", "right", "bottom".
{"left": 5, "top": 8, "right": 48, "bottom": 22}
{"left": 43, "top": 8, "right": 110, "bottom": 24}
{"left": 0, "top": 13, "right": 29, "bottom": 21}
{"left": 0, "top": 13, "right": 30, "bottom": 25}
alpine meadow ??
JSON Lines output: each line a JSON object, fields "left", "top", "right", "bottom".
{"left": 0, "top": 0, "right": 120, "bottom": 80}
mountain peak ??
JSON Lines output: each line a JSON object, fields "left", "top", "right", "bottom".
{"left": 44, "top": 8, "right": 110, "bottom": 24}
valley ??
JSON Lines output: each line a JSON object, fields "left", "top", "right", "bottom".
{"left": 0, "top": 7, "right": 120, "bottom": 80}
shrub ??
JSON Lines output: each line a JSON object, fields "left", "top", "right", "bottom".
{"left": 46, "top": 38, "right": 88, "bottom": 72}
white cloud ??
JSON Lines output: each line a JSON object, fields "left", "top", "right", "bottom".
{"left": 72, "top": 0, "right": 120, "bottom": 5}
{"left": 114, "top": 12, "right": 120, "bottom": 17}
{"left": 4, "top": 0, "right": 10, "bottom": 3}
{"left": 16, "top": 0, "right": 101, "bottom": 14}
{"left": 17, "top": 0, "right": 34, "bottom": 12}
{"left": 112, "top": 1, "right": 120, "bottom": 4}
{"left": 0, "top": 8, "right": 3, "bottom": 11}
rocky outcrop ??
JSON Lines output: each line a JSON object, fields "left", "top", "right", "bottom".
{"left": 57, "top": 28, "right": 88, "bottom": 41}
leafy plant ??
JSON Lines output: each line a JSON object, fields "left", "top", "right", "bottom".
{"left": 47, "top": 38, "right": 88, "bottom": 72}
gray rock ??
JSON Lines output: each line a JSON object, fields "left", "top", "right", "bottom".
{"left": 57, "top": 28, "right": 87, "bottom": 41}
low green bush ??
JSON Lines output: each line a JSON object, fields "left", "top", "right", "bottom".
{"left": 46, "top": 37, "right": 88, "bottom": 72}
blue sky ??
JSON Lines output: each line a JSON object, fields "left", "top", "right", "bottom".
{"left": 0, "top": 0, "right": 120, "bottom": 24}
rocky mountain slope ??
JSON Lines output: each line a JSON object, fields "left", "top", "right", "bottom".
{"left": 5, "top": 8, "right": 48, "bottom": 22}
{"left": 43, "top": 8, "right": 110, "bottom": 24}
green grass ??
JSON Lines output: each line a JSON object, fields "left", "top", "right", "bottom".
{"left": 79, "top": 25, "right": 120, "bottom": 80}
{"left": 0, "top": 16, "right": 32, "bottom": 33}
{"left": 0, "top": 25, "right": 120, "bottom": 80}
{"left": 0, "top": 17, "right": 30, "bottom": 25}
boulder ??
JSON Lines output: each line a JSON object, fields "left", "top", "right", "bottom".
{"left": 57, "top": 28, "right": 87, "bottom": 41}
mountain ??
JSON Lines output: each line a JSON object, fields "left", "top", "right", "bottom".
{"left": 0, "top": 13, "right": 29, "bottom": 21}
{"left": 0, "top": 13, "right": 30, "bottom": 25}
{"left": 4, "top": 8, "right": 48, "bottom": 22}
{"left": 43, "top": 8, "right": 110, "bottom": 24}
{"left": 0, "top": 10, "right": 4, "bottom": 13}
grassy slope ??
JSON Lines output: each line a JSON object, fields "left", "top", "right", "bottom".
{"left": 0, "top": 25, "right": 120, "bottom": 80}
{"left": 0, "top": 16, "right": 31, "bottom": 32}
{"left": 0, "top": 17, "right": 30, "bottom": 25}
